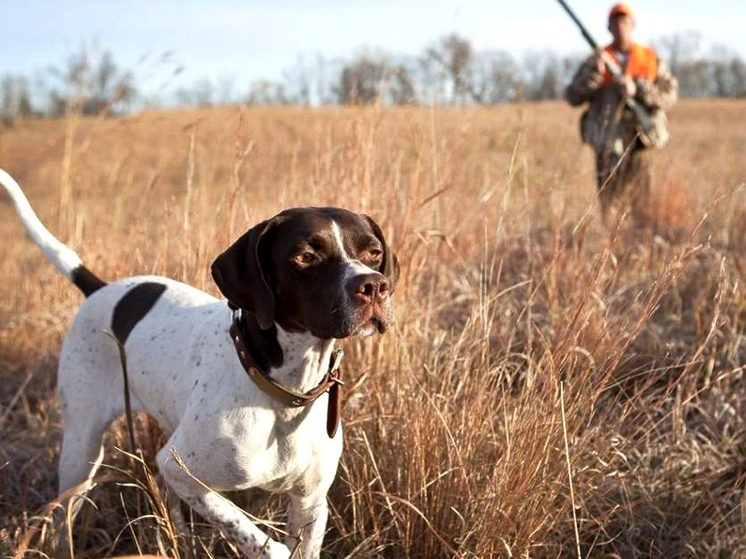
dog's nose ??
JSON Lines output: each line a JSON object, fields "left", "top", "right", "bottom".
{"left": 348, "top": 273, "right": 389, "bottom": 303}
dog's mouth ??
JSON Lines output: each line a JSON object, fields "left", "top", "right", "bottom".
{"left": 314, "top": 302, "right": 390, "bottom": 339}
{"left": 370, "top": 315, "right": 388, "bottom": 333}
{"left": 350, "top": 314, "right": 388, "bottom": 337}
{"left": 344, "top": 303, "right": 391, "bottom": 338}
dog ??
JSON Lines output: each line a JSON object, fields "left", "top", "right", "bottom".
{"left": 0, "top": 168, "right": 398, "bottom": 558}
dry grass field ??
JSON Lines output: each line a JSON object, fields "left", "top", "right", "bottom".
{"left": 1, "top": 99, "right": 746, "bottom": 558}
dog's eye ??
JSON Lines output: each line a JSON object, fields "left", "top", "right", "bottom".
{"left": 293, "top": 251, "right": 316, "bottom": 266}
{"left": 364, "top": 249, "right": 383, "bottom": 263}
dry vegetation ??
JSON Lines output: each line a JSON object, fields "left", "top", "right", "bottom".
{"left": 1, "top": 100, "right": 746, "bottom": 558}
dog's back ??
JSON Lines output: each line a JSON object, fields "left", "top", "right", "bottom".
{"left": 58, "top": 276, "right": 225, "bottom": 438}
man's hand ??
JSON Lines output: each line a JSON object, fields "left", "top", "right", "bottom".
{"left": 615, "top": 75, "right": 637, "bottom": 99}
{"left": 592, "top": 51, "right": 606, "bottom": 74}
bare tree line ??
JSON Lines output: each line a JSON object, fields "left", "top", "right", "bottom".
{"left": 1, "top": 31, "right": 745, "bottom": 120}
{"left": 1, "top": 45, "right": 137, "bottom": 121}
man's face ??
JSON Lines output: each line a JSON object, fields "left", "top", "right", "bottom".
{"left": 608, "top": 14, "right": 635, "bottom": 48}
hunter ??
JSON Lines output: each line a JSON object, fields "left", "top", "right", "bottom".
{"left": 565, "top": 2, "right": 678, "bottom": 222}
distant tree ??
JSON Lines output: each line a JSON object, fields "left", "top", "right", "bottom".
{"left": 245, "top": 80, "right": 288, "bottom": 105}
{"left": 281, "top": 55, "right": 312, "bottom": 105}
{"left": 0, "top": 75, "right": 35, "bottom": 120}
{"left": 468, "top": 52, "right": 494, "bottom": 104}
{"left": 488, "top": 51, "right": 520, "bottom": 103}
{"left": 425, "top": 34, "right": 474, "bottom": 105}
{"left": 706, "top": 46, "right": 746, "bottom": 97}
{"left": 175, "top": 78, "right": 214, "bottom": 107}
{"left": 652, "top": 31, "right": 702, "bottom": 75}
{"left": 417, "top": 51, "right": 447, "bottom": 104}
{"left": 521, "top": 51, "right": 555, "bottom": 101}
{"left": 337, "top": 53, "right": 387, "bottom": 105}
{"left": 651, "top": 31, "right": 711, "bottom": 98}
{"left": 536, "top": 66, "right": 562, "bottom": 100}
{"left": 729, "top": 57, "right": 746, "bottom": 97}
{"left": 16, "top": 77, "right": 33, "bottom": 116}
{"left": 683, "top": 59, "right": 713, "bottom": 97}
{"left": 334, "top": 52, "right": 417, "bottom": 106}
{"left": 388, "top": 65, "right": 417, "bottom": 105}
{"left": 46, "top": 45, "right": 136, "bottom": 116}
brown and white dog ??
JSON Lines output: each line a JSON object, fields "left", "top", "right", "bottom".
{"left": 0, "top": 168, "right": 398, "bottom": 558}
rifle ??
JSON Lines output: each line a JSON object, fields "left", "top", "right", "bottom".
{"left": 555, "top": 0, "right": 656, "bottom": 139}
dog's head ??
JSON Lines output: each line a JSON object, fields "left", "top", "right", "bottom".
{"left": 211, "top": 207, "right": 399, "bottom": 339}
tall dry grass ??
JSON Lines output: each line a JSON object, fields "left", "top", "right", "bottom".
{"left": 1, "top": 100, "right": 746, "bottom": 558}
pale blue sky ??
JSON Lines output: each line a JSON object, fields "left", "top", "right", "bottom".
{"left": 1, "top": 1, "right": 744, "bottom": 98}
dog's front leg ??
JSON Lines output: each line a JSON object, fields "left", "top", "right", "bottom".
{"left": 157, "top": 447, "right": 290, "bottom": 559}
{"left": 286, "top": 493, "right": 330, "bottom": 559}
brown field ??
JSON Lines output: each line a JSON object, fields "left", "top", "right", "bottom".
{"left": 1, "top": 100, "right": 746, "bottom": 558}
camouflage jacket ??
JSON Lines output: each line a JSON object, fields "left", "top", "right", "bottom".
{"left": 565, "top": 50, "right": 678, "bottom": 153}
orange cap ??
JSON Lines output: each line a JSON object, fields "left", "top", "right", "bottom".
{"left": 609, "top": 3, "right": 634, "bottom": 20}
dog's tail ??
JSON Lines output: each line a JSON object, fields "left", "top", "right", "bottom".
{"left": 0, "top": 167, "right": 106, "bottom": 297}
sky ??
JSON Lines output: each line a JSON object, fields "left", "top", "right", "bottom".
{"left": 1, "top": 0, "right": 745, "bottom": 99}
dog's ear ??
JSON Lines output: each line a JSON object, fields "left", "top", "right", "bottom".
{"left": 363, "top": 215, "right": 400, "bottom": 293}
{"left": 211, "top": 218, "right": 283, "bottom": 330}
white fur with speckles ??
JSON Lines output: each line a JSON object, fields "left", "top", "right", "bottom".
{"left": 56, "top": 277, "right": 342, "bottom": 558}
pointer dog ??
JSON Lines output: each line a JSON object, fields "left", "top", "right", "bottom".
{"left": 0, "top": 168, "right": 398, "bottom": 558}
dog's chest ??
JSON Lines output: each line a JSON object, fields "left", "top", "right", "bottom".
{"left": 116, "top": 289, "right": 344, "bottom": 493}
{"left": 189, "top": 399, "right": 340, "bottom": 493}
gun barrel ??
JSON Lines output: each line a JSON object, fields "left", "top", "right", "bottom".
{"left": 555, "top": 0, "right": 599, "bottom": 50}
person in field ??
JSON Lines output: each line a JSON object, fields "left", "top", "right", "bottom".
{"left": 565, "top": 2, "right": 678, "bottom": 223}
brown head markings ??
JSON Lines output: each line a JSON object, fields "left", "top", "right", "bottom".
{"left": 211, "top": 216, "right": 286, "bottom": 330}
{"left": 212, "top": 207, "right": 399, "bottom": 339}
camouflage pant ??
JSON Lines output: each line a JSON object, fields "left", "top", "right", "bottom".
{"left": 595, "top": 141, "right": 653, "bottom": 223}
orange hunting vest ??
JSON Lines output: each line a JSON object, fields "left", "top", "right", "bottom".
{"left": 602, "top": 43, "right": 658, "bottom": 86}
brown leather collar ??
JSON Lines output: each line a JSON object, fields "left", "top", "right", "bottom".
{"left": 229, "top": 309, "right": 344, "bottom": 438}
